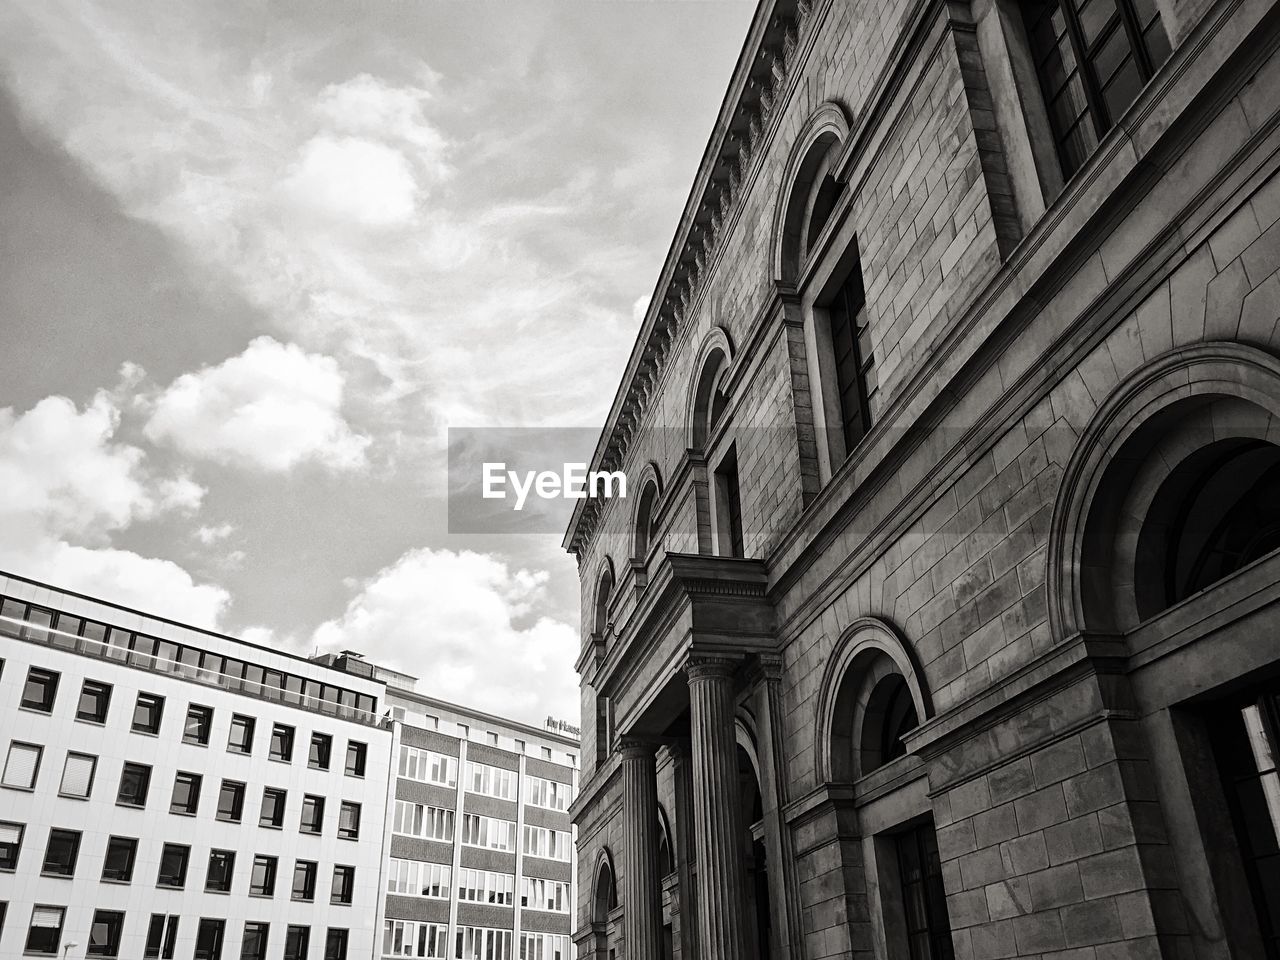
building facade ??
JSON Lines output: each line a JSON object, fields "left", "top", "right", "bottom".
{"left": 0, "top": 571, "right": 392, "bottom": 960}
{"left": 564, "top": 0, "right": 1280, "bottom": 959}
{"left": 377, "top": 683, "right": 579, "bottom": 960}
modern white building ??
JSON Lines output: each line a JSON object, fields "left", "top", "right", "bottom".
{"left": 0, "top": 571, "right": 392, "bottom": 960}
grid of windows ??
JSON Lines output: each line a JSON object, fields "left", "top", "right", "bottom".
{"left": 457, "top": 867, "right": 514, "bottom": 905}
{"left": 466, "top": 760, "right": 517, "bottom": 800}
{"left": 525, "top": 775, "right": 572, "bottom": 811}
{"left": 387, "top": 858, "right": 452, "bottom": 898}
{"left": 522, "top": 877, "right": 571, "bottom": 913}
{"left": 522, "top": 824, "right": 571, "bottom": 861}
{"left": 456, "top": 926, "right": 512, "bottom": 960}
{"left": 383, "top": 919, "right": 448, "bottom": 958}
{"left": 393, "top": 801, "right": 455, "bottom": 842}
{"left": 519, "top": 933, "right": 571, "bottom": 960}
{"left": 463, "top": 813, "right": 517, "bottom": 851}
{"left": 399, "top": 745, "right": 458, "bottom": 787}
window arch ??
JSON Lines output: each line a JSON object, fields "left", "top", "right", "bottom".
{"left": 774, "top": 103, "right": 851, "bottom": 285}
{"left": 631, "top": 465, "right": 663, "bottom": 561}
{"left": 592, "top": 849, "right": 617, "bottom": 924}
{"left": 688, "top": 328, "right": 734, "bottom": 450}
{"left": 592, "top": 560, "right": 615, "bottom": 638}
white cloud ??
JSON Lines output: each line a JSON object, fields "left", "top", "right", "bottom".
{"left": 282, "top": 135, "right": 420, "bottom": 228}
{"left": 312, "top": 548, "right": 579, "bottom": 723}
{"left": 144, "top": 336, "right": 371, "bottom": 472}
{"left": 195, "top": 522, "right": 235, "bottom": 545}
{"left": 315, "top": 73, "right": 449, "bottom": 178}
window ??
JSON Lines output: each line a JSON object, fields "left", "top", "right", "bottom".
{"left": 301, "top": 795, "right": 325, "bottom": 834}
{"left": 102, "top": 836, "right": 137, "bottom": 882}
{"left": 526, "top": 775, "right": 572, "bottom": 811}
{"left": 284, "top": 926, "right": 311, "bottom": 960}
{"left": 398, "top": 746, "right": 457, "bottom": 786}
{"left": 195, "top": 918, "right": 226, "bottom": 960}
{"left": 384, "top": 920, "right": 448, "bottom": 958}
{"left": 456, "top": 926, "right": 512, "bottom": 960}
{"left": 228, "top": 714, "right": 255, "bottom": 754}
{"left": 2, "top": 741, "right": 42, "bottom": 789}
{"left": 292, "top": 860, "right": 318, "bottom": 901}
{"left": 487, "top": 731, "right": 499, "bottom": 746}
{"left": 520, "top": 933, "right": 571, "bottom": 960}
{"left": 338, "top": 801, "right": 361, "bottom": 840}
{"left": 184, "top": 705, "right": 213, "bottom": 745}
{"left": 309, "top": 732, "right": 332, "bottom": 770}
{"left": 132, "top": 692, "right": 165, "bottom": 734}
{"left": 118, "top": 761, "right": 151, "bottom": 807}
{"left": 88, "top": 910, "right": 125, "bottom": 957}
{"left": 205, "top": 849, "right": 235, "bottom": 893}
{"left": 25, "top": 905, "right": 64, "bottom": 955}
{"left": 59, "top": 752, "right": 97, "bottom": 799}
{"left": 464, "top": 814, "right": 517, "bottom": 852}
{"left": 458, "top": 723, "right": 469, "bottom": 739}
{"left": 1025, "top": 0, "right": 1171, "bottom": 178}
{"left": 241, "top": 922, "right": 269, "bottom": 960}
{"left": 20, "top": 668, "right": 59, "bottom": 712}
{"left": 344, "top": 741, "right": 366, "bottom": 777}
{"left": 386, "top": 858, "right": 451, "bottom": 898}
{"left": 540, "top": 746, "right": 552, "bottom": 761}
{"left": 0, "top": 821, "right": 22, "bottom": 870}
{"left": 522, "top": 877, "right": 571, "bottom": 913}
{"left": 522, "top": 824, "right": 571, "bottom": 861}
{"left": 76, "top": 680, "right": 112, "bottom": 723}
{"left": 458, "top": 868, "right": 515, "bottom": 905}
{"left": 170, "top": 771, "right": 202, "bottom": 815}
{"left": 393, "top": 801, "right": 455, "bottom": 842}
{"left": 145, "top": 915, "right": 179, "bottom": 959}
{"left": 467, "top": 761, "right": 518, "bottom": 800}
{"left": 824, "top": 263, "right": 874, "bottom": 455}
{"left": 157, "top": 843, "right": 190, "bottom": 887}
{"left": 270, "top": 723, "right": 294, "bottom": 762}
{"left": 325, "top": 929, "right": 349, "bottom": 960}
{"left": 514, "top": 738, "right": 525, "bottom": 753}
{"left": 331, "top": 864, "right": 355, "bottom": 905}
{"left": 250, "top": 854, "right": 278, "bottom": 897}
{"left": 217, "top": 780, "right": 245, "bottom": 822}
{"left": 897, "top": 822, "right": 954, "bottom": 960}
{"left": 41, "top": 828, "right": 80, "bottom": 876}
{"left": 261, "top": 788, "right": 287, "bottom": 827}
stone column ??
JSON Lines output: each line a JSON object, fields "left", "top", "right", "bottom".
{"left": 686, "top": 656, "right": 751, "bottom": 960}
{"left": 669, "top": 741, "right": 698, "bottom": 960}
{"left": 621, "top": 737, "right": 664, "bottom": 960}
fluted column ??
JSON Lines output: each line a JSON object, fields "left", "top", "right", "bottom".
{"left": 686, "top": 656, "right": 751, "bottom": 960}
{"left": 621, "top": 737, "right": 664, "bottom": 960}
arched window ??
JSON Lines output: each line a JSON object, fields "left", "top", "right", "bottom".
{"left": 778, "top": 124, "right": 844, "bottom": 284}
{"left": 592, "top": 853, "right": 617, "bottom": 924}
{"left": 877, "top": 674, "right": 920, "bottom": 766}
{"left": 691, "top": 348, "right": 730, "bottom": 449}
{"left": 593, "top": 563, "right": 614, "bottom": 638}
{"left": 634, "top": 480, "right": 660, "bottom": 560}
{"left": 657, "top": 808, "right": 675, "bottom": 878}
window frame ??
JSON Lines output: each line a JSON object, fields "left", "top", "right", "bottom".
{"left": 41, "top": 827, "right": 82, "bottom": 878}
{"left": 75, "top": 680, "right": 112, "bottom": 724}
{"left": 101, "top": 835, "right": 138, "bottom": 883}
{"left": 0, "top": 820, "right": 24, "bottom": 871}
{"left": 170, "top": 771, "right": 202, "bottom": 816}
{"left": 217, "top": 779, "right": 246, "bottom": 823}
{"left": 87, "top": 909, "right": 125, "bottom": 958}
{"left": 2, "top": 741, "right": 43, "bottom": 791}
{"left": 330, "top": 864, "right": 355, "bottom": 906}
{"left": 270, "top": 723, "right": 295, "bottom": 762}
{"left": 20, "top": 667, "right": 59, "bottom": 713}
{"left": 117, "top": 761, "right": 152, "bottom": 808}
{"left": 156, "top": 842, "right": 191, "bottom": 888}
{"left": 132, "top": 692, "right": 165, "bottom": 735}
{"left": 184, "top": 704, "right": 214, "bottom": 746}
{"left": 309, "top": 732, "right": 333, "bottom": 771}
{"left": 58, "top": 751, "right": 97, "bottom": 800}
{"left": 205, "top": 849, "right": 236, "bottom": 894}
{"left": 227, "top": 714, "right": 255, "bottom": 755}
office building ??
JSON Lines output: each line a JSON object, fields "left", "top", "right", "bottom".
{"left": 563, "top": 0, "right": 1280, "bottom": 957}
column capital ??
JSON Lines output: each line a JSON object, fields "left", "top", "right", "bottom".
{"left": 684, "top": 654, "right": 738, "bottom": 682}
{"left": 618, "top": 736, "right": 659, "bottom": 761}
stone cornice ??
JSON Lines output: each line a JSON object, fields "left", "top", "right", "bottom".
{"left": 563, "top": 0, "right": 828, "bottom": 559}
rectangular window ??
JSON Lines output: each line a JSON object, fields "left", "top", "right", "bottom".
{"left": 457, "top": 868, "right": 515, "bottom": 906}
{"left": 309, "top": 732, "right": 332, "bottom": 770}
{"left": 2, "top": 741, "right": 41, "bottom": 790}
{"left": 250, "top": 854, "right": 278, "bottom": 897}
{"left": 393, "top": 801, "right": 455, "bottom": 842}
{"left": 157, "top": 843, "right": 189, "bottom": 888}
{"left": 21, "top": 668, "right": 59, "bottom": 713}
{"left": 519, "top": 933, "right": 571, "bottom": 960}
{"left": 897, "top": 821, "right": 955, "bottom": 960}
{"left": 76, "top": 680, "right": 112, "bottom": 723}
{"left": 522, "top": 877, "right": 571, "bottom": 913}
{"left": 205, "top": 849, "right": 235, "bottom": 893}
{"left": 0, "top": 821, "right": 24, "bottom": 871}
{"left": 525, "top": 775, "right": 573, "bottom": 811}
{"left": 464, "top": 814, "right": 517, "bottom": 852}
{"left": 325, "top": 929, "right": 349, "bottom": 960}
{"left": 521, "top": 825, "right": 571, "bottom": 861}
{"left": 284, "top": 926, "right": 310, "bottom": 960}
{"left": 466, "top": 761, "right": 518, "bottom": 800}
{"left": 25, "top": 905, "right": 65, "bottom": 956}
{"left": 261, "top": 787, "right": 287, "bottom": 828}
{"left": 383, "top": 920, "right": 448, "bottom": 958}
{"left": 132, "top": 693, "right": 165, "bottom": 734}
{"left": 456, "top": 926, "right": 512, "bottom": 960}
{"left": 41, "top": 828, "right": 80, "bottom": 877}
{"left": 541, "top": 746, "right": 552, "bottom": 760}
{"left": 117, "top": 762, "right": 151, "bottom": 807}
{"left": 330, "top": 864, "right": 355, "bottom": 905}
{"left": 292, "top": 860, "right": 318, "bottom": 901}
{"left": 386, "top": 858, "right": 452, "bottom": 898}
{"left": 344, "top": 741, "right": 366, "bottom": 777}
{"left": 338, "top": 801, "right": 361, "bottom": 840}
{"left": 87, "top": 910, "right": 124, "bottom": 957}
{"left": 59, "top": 752, "right": 97, "bottom": 799}
{"left": 240, "top": 922, "right": 269, "bottom": 960}
{"left": 101, "top": 836, "right": 137, "bottom": 882}
{"left": 195, "top": 918, "right": 225, "bottom": 960}
{"left": 170, "top": 771, "right": 202, "bottom": 815}
{"left": 227, "top": 714, "right": 255, "bottom": 754}
{"left": 397, "top": 746, "right": 457, "bottom": 787}
{"left": 217, "top": 780, "right": 245, "bottom": 822}
{"left": 270, "top": 723, "right": 294, "bottom": 762}
{"left": 825, "top": 263, "right": 874, "bottom": 456}
{"left": 1024, "top": 0, "right": 1171, "bottom": 178}
{"left": 184, "top": 705, "right": 213, "bottom": 745}
{"left": 300, "top": 795, "right": 325, "bottom": 834}
{"left": 487, "top": 732, "right": 499, "bottom": 746}
{"left": 145, "top": 914, "right": 180, "bottom": 960}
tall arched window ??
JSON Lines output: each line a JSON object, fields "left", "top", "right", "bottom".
{"left": 593, "top": 563, "right": 614, "bottom": 638}
{"left": 691, "top": 347, "right": 730, "bottom": 450}
{"left": 634, "top": 480, "right": 660, "bottom": 560}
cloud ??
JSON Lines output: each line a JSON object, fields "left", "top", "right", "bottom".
{"left": 0, "top": 391, "right": 227, "bottom": 627}
{"left": 282, "top": 135, "right": 420, "bottom": 228}
{"left": 314, "top": 73, "right": 449, "bottom": 179}
{"left": 144, "top": 336, "right": 371, "bottom": 472}
{"left": 312, "top": 548, "right": 579, "bottom": 724}
{"left": 195, "top": 522, "right": 235, "bottom": 545}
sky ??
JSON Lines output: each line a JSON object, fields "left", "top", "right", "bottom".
{"left": 0, "top": 0, "right": 755, "bottom": 725}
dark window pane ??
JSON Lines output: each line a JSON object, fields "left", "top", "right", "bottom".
{"left": 117, "top": 762, "right": 151, "bottom": 807}
{"left": 217, "top": 780, "right": 245, "bottom": 822}
{"left": 309, "top": 733, "right": 332, "bottom": 770}
{"left": 293, "top": 860, "right": 318, "bottom": 901}
{"left": 157, "top": 844, "right": 189, "bottom": 887}
{"left": 1102, "top": 58, "right": 1144, "bottom": 121}
{"left": 195, "top": 919, "right": 225, "bottom": 960}
{"left": 261, "top": 788, "right": 287, "bottom": 828}
{"left": 0, "top": 820, "right": 24, "bottom": 870}
{"left": 271, "top": 724, "right": 295, "bottom": 762}
{"left": 21, "top": 668, "right": 59, "bottom": 712}
{"left": 185, "top": 706, "right": 213, "bottom": 745}
{"left": 345, "top": 742, "right": 367, "bottom": 778}
{"left": 76, "top": 681, "right": 112, "bottom": 723}
{"left": 42, "top": 829, "right": 81, "bottom": 876}
{"left": 132, "top": 693, "right": 164, "bottom": 734}
{"left": 87, "top": 910, "right": 124, "bottom": 957}
{"left": 228, "top": 715, "right": 255, "bottom": 754}
{"left": 206, "top": 850, "right": 235, "bottom": 893}
{"left": 102, "top": 836, "right": 137, "bottom": 882}
{"left": 250, "top": 855, "right": 278, "bottom": 897}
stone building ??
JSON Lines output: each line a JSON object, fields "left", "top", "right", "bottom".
{"left": 562, "top": 0, "right": 1280, "bottom": 954}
